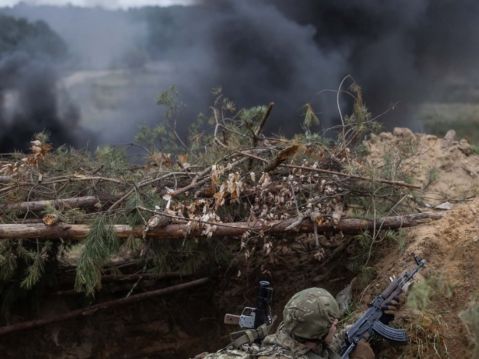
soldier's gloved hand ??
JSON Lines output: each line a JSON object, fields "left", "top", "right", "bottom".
{"left": 350, "top": 340, "right": 375, "bottom": 359}
{"left": 323, "top": 319, "right": 338, "bottom": 346}
{"left": 192, "top": 352, "right": 208, "bottom": 359}
{"left": 383, "top": 291, "right": 407, "bottom": 316}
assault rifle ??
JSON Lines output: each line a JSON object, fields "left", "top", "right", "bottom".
{"left": 340, "top": 255, "right": 426, "bottom": 359}
{"left": 224, "top": 280, "right": 273, "bottom": 329}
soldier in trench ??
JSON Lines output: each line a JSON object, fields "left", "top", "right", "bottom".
{"left": 194, "top": 287, "right": 403, "bottom": 359}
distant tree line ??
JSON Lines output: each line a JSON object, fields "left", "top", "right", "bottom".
{"left": 0, "top": 13, "right": 66, "bottom": 58}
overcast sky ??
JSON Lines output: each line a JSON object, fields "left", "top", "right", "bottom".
{"left": 0, "top": 0, "right": 194, "bottom": 8}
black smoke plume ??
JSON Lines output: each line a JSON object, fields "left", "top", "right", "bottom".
{"left": 4, "top": 0, "right": 479, "bottom": 148}
{"left": 143, "top": 0, "right": 479, "bottom": 132}
{"left": 0, "top": 14, "right": 87, "bottom": 152}
{"left": 271, "top": 0, "right": 479, "bottom": 125}
{"left": 141, "top": 1, "right": 345, "bottom": 135}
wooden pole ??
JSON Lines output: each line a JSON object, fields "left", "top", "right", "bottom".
{"left": 0, "top": 213, "right": 442, "bottom": 241}
{"left": 1, "top": 196, "right": 99, "bottom": 214}
{"left": 0, "top": 277, "right": 209, "bottom": 336}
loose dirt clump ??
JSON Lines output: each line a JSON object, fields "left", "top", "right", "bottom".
{"left": 364, "top": 128, "right": 479, "bottom": 205}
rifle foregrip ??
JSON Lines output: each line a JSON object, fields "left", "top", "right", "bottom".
{"left": 224, "top": 313, "right": 241, "bottom": 325}
{"left": 340, "top": 343, "right": 356, "bottom": 359}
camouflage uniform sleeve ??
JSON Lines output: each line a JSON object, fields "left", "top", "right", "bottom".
{"left": 192, "top": 348, "right": 254, "bottom": 359}
{"left": 327, "top": 326, "right": 347, "bottom": 356}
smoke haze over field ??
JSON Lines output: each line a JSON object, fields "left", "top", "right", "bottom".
{"left": 0, "top": 0, "right": 194, "bottom": 8}
{"left": 2, "top": 0, "right": 479, "bottom": 149}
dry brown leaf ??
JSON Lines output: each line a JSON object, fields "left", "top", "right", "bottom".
{"left": 213, "top": 183, "right": 227, "bottom": 209}
{"left": 27, "top": 140, "right": 52, "bottom": 167}
{"left": 277, "top": 144, "right": 300, "bottom": 162}
{"left": 177, "top": 154, "right": 190, "bottom": 169}
{"left": 258, "top": 172, "right": 272, "bottom": 188}
{"left": 148, "top": 152, "right": 172, "bottom": 167}
{"left": 331, "top": 203, "right": 344, "bottom": 225}
{"left": 42, "top": 213, "right": 60, "bottom": 226}
{"left": 211, "top": 164, "right": 223, "bottom": 187}
{"left": 263, "top": 241, "right": 273, "bottom": 256}
{"left": 226, "top": 172, "right": 243, "bottom": 201}
{"left": 178, "top": 154, "right": 188, "bottom": 165}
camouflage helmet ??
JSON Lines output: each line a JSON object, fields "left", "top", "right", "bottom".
{"left": 282, "top": 287, "right": 340, "bottom": 341}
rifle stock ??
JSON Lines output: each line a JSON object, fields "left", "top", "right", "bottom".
{"left": 224, "top": 314, "right": 241, "bottom": 325}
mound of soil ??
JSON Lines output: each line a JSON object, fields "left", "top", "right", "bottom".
{"left": 365, "top": 128, "right": 479, "bottom": 204}
{"left": 362, "top": 128, "right": 479, "bottom": 358}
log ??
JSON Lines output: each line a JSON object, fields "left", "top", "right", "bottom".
{"left": 101, "top": 272, "right": 189, "bottom": 282}
{"left": 55, "top": 272, "right": 191, "bottom": 295}
{"left": 1, "top": 196, "right": 99, "bottom": 214}
{"left": 55, "top": 276, "right": 190, "bottom": 296}
{"left": 0, "top": 277, "right": 209, "bottom": 336}
{"left": 0, "top": 213, "right": 442, "bottom": 240}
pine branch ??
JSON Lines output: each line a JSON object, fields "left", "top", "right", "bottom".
{"left": 74, "top": 215, "right": 119, "bottom": 296}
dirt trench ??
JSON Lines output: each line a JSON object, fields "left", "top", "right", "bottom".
{"left": 0, "top": 261, "right": 356, "bottom": 358}
{"left": 1, "top": 128, "right": 478, "bottom": 358}
{"left": 0, "top": 282, "right": 224, "bottom": 358}
{"left": 362, "top": 129, "right": 479, "bottom": 358}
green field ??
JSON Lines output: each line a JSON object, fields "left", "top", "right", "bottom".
{"left": 418, "top": 102, "right": 479, "bottom": 147}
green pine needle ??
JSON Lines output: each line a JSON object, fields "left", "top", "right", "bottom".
{"left": 74, "top": 215, "right": 119, "bottom": 296}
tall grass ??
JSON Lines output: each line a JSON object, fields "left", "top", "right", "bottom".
{"left": 460, "top": 302, "right": 479, "bottom": 357}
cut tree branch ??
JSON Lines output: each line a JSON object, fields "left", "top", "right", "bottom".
{"left": 169, "top": 155, "right": 250, "bottom": 198}
{"left": 256, "top": 102, "right": 274, "bottom": 139}
{"left": 0, "top": 213, "right": 442, "bottom": 240}
{"left": 236, "top": 151, "right": 419, "bottom": 189}
{"left": 57, "top": 272, "right": 190, "bottom": 288}
{"left": 284, "top": 164, "right": 421, "bottom": 189}
{"left": 248, "top": 102, "right": 274, "bottom": 170}
{"left": 0, "top": 277, "right": 209, "bottom": 336}
{"left": 1, "top": 196, "right": 100, "bottom": 214}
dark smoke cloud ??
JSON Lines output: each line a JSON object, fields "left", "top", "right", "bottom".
{"left": 271, "top": 0, "right": 479, "bottom": 125}
{"left": 0, "top": 54, "right": 80, "bottom": 151}
{"left": 205, "top": 1, "right": 344, "bottom": 132}
{"left": 3, "top": 0, "right": 479, "bottom": 149}
{"left": 7, "top": 2, "right": 345, "bottom": 143}
{"left": 5, "top": 5, "right": 165, "bottom": 145}
{"left": 142, "top": 1, "right": 345, "bottom": 134}
{"left": 0, "top": 14, "right": 89, "bottom": 152}
{"left": 151, "top": 0, "right": 479, "bottom": 131}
